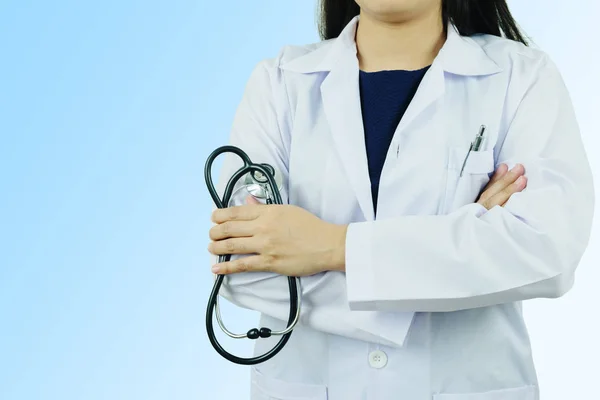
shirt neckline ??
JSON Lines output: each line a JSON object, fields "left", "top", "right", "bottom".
{"left": 359, "top": 65, "right": 431, "bottom": 74}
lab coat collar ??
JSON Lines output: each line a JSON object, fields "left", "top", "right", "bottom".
{"left": 281, "top": 15, "right": 503, "bottom": 76}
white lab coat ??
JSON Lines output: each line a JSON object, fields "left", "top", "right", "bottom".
{"left": 214, "top": 16, "right": 594, "bottom": 400}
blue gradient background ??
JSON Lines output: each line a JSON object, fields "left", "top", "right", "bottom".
{"left": 0, "top": 1, "right": 598, "bottom": 399}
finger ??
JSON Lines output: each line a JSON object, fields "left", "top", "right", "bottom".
{"left": 488, "top": 163, "right": 509, "bottom": 186}
{"left": 479, "top": 164, "right": 525, "bottom": 201}
{"left": 209, "top": 221, "right": 257, "bottom": 241}
{"left": 211, "top": 255, "right": 268, "bottom": 275}
{"left": 208, "top": 237, "right": 260, "bottom": 256}
{"left": 212, "top": 204, "right": 262, "bottom": 223}
{"left": 495, "top": 176, "right": 527, "bottom": 206}
{"left": 479, "top": 163, "right": 508, "bottom": 196}
{"left": 488, "top": 164, "right": 524, "bottom": 193}
{"left": 481, "top": 176, "right": 527, "bottom": 209}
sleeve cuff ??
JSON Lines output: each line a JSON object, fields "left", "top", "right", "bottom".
{"left": 345, "top": 221, "right": 375, "bottom": 310}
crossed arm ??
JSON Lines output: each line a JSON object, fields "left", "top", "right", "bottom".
{"left": 206, "top": 57, "right": 594, "bottom": 346}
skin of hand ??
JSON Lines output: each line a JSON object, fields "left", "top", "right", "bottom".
{"left": 477, "top": 163, "right": 527, "bottom": 209}
{"left": 208, "top": 163, "right": 526, "bottom": 275}
{"left": 209, "top": 195, "right": 347, "bottom": 276}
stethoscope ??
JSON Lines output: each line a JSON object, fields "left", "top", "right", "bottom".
{"left": 204, "top": 145, "right": 302, "bottom": 365}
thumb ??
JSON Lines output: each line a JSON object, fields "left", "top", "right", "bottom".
{"left": 246, "top": 195, "right": 261, "bottom": 205}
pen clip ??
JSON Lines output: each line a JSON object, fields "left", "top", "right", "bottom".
{"left": 459, "top": 144, "right": 473, "bottom": 177}
{"left": 459, "top": 125, "right": 486, "bottom": 177}
{"left": 472, "top": 125, "right": 486, "bottom": 152}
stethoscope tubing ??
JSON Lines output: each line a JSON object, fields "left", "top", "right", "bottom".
{"left": 204, "top": 145, "right": 301, "bottom": 365}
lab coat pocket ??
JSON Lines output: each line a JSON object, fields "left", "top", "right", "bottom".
{"left": 433, "top": 385, "right": 538, "bottom": 400}
{"left": 251, "top": 367, "right": 328, "bottom": 400}
{"left": 441, "top": 146, "right": 495, "bottom": 214}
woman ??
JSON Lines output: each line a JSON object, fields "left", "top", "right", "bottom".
{"left": 208, "top": 0, "right": 594, "bottom": 399}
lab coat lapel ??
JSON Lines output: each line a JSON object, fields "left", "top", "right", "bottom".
{"left": 320, "top": 47, "right": 375, "bottom": 222}
{"left": 392, "top": 24, "right": 504, "bottom": 135}
{"left": 395, "top": 62, "right": 445, "bottom": 135}
{"left": 318, "top": 36, "right": 447, "bottom": 224}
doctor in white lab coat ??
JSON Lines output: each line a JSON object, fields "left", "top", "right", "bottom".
{"left": 207, "top": 0, "right": 595, "bottom": 398}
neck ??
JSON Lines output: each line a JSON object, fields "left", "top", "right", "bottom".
{"left": 356, "top": 8, "right": 446, "bottom": 72}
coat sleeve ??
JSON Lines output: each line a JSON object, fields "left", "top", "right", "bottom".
{"left": 210, "top": 57, "right": 414, "bottom": 348}
{"left": 345, "top": 55, "right": 595, "bottom": 312}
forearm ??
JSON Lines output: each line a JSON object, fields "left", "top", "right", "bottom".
{"left": 344, "top": 193, "right": 593, "bottom": 312}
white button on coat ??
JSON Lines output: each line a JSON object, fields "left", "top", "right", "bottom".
{"left": 368, "top": 350, "right": 388, "bottom": 369}
{"left": 214, "top": 15, "right": 594, "bottom": 400}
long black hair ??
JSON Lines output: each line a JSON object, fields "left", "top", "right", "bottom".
{"left": 318, "top": 0, "right": 528, "bottom": 45}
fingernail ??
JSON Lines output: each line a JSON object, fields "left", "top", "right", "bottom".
{"left": 211, "top": 265, "right": 220, "bottom": 273}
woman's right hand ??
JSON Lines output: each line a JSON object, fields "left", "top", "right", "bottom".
{"left": 476, "top": 163, "right": 527, "bottom": 210}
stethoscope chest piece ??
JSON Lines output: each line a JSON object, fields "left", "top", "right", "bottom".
{"left": 233, "top": 166, "right": 284, "bottom": 204}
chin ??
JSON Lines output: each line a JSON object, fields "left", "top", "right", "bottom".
{"left": 356, "top": 0, "right": 439, "bottom": 22}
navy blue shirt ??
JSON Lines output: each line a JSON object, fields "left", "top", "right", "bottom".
{"left": 359, "top": 67, "right": 430, "bottom": 215}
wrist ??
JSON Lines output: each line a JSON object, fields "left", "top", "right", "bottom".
{"left": 328, "top": 223, "right": 348, "bottom": 272}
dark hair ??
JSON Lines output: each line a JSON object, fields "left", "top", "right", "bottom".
{"left": 318, "top": 0, "right": 528, "bottom": 45}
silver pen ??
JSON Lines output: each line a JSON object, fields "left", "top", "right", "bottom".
{"left": 459, "top": 125, "right": 486, "bottom": 177}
